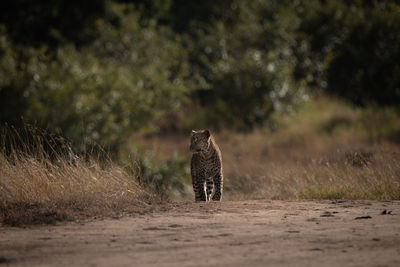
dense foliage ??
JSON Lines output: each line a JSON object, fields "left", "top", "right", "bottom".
{"left": 294, "top": 0, "right": 400, "bottom": 106}
{"left": 1, "top": 0, "right": 399, "bottom": 152}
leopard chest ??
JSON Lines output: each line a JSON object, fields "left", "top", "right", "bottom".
{"left": 193, "top": 153, "right": 221, "bottom": 179}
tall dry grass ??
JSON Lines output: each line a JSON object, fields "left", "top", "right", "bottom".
{"left": 0, "top": 126, "right": 153, "bottom": 226}
{"left": 221, "top": 135, "right": 400, "bottom": 200}
{"left": 219, "top": 96, "right": 400, "bottom": 200}
{"left": 131, "top": 96, "right": 400, "bottom": 200}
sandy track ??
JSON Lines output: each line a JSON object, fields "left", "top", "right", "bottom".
{"left": 1, "top": 200, "right": 400, "bottom": 267}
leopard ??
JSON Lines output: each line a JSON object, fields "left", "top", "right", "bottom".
{"left": 189, "top": 129, "right": 223, "bottom": 202}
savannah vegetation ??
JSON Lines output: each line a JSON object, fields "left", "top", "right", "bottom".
{"left": 0, "top": 0, "right": 399, "bottom": 225}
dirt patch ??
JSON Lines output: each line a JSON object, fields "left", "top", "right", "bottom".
{"left": 0, "top": 198, "right": 160, "bottom": 227}
{"left": 1, "top": 200, "right": 400, "bottom": 267}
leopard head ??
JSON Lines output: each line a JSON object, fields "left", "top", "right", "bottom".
{"left": 190, "top": 129, "right": 211, "bottom": 153}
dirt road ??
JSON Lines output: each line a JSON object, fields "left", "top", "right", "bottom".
{"left": 1, "top": 200, "right": 400, "bottom": 267}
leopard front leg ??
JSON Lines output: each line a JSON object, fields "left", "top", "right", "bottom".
{"left": 205, "top": 178, "right": 214, "bottom": 201}
{"left": 212, "top": 172, "right": 223, "bottom": 201}
{"left": 193, "top": 178, "right": 207, "bottom": 201}
{"left": 191, "top": 156, "right": 206, "bottom": 202}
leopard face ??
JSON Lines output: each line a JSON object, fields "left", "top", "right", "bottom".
{"left": 190, "top": 130, "right": 210, "bottom": 153}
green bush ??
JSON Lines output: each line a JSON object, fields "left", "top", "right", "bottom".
{"left": 1, "top": 0, "right": 399, "bottom": 155}
{"left": 295, "top": 0, "right": 400, "bottom": 106}
{"left": 183, "top": 1, "right": 308, "bottom": 130}
{"left": 135, "top": 153, "right": 191, "bottom": 200}
{"left": 0, "top": 4, "right": 194, "bottom": 153}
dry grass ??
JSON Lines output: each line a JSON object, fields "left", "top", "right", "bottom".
{"left": 222, "top": 136, "right": 400, "bottom": 200}
{"left": 1, "top": 96, "right": 399, "bottom": 227}
{"left": 220, "top": 96, "right": 400, "bottom": 200}
{"left": 131, "top": 96, "right": 400, "bottom": 201}
{"left": 0, "top": 126, "right": 154, "bottom": 226}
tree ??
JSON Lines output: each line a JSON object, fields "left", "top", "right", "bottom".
{"left": 295, "top": 0, "right": 400, "bottom": 106}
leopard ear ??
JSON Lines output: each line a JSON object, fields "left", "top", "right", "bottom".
{"left": 191, "top": 130, "right": 195, "bottom": 135}
{"left": 203, "top": 129, "right": 210, "bottom": 138}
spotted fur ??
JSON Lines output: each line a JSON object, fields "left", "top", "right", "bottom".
{"left": 190, "top": 129, "right": 223, "bottom": 201}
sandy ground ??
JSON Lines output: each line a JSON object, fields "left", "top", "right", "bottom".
{"left": 1, "top": 200, "right": 400, "bottom": 267}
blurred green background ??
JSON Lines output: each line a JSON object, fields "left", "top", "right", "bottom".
{"left": 1, "top": 0, "right": 400, "bottom": 169}
{"left": 1, "top": 0, "right": 400, "bottom": 199}
{"left": 1, "top": 0, "right": 399, "bottom": 151}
